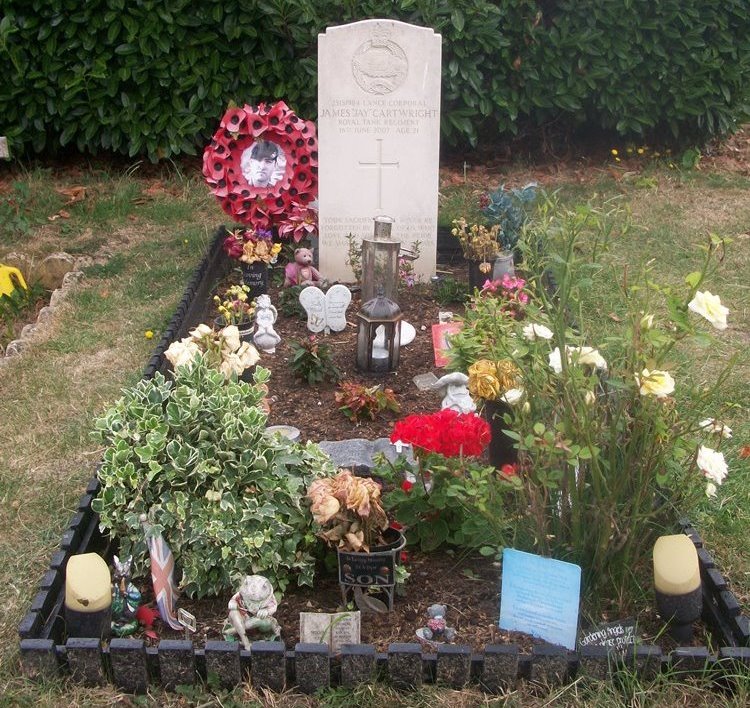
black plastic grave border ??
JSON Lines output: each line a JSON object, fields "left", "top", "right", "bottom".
{"left": 18, "top": 228, "right": 750, "bottom": 694}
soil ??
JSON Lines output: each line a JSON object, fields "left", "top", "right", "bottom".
{"left": 152, "top": 258, "right": 707, "bottom": 656}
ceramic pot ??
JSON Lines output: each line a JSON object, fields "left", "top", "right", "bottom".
{"left": 240, "top": 261, "right": 269, "bottom": 298}
{"left": 484, "top": 400, "right": 518, "bottom": 468}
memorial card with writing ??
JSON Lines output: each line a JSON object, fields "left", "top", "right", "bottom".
{"left": 299, "top": 284, "right": 352, "bottom": 334}
{"left": 579, "top": 619, "right": 637, "bottom": 652}
{"left": 499, "top": 548, "right": 582, "bottom": 650}
{"left": 299, "top": 611, "right": 361, "bottom": 654}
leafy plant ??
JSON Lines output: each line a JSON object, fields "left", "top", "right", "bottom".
{"left": 277, "top": 285, "right": 308, "bottom": 319}
{"left": 0, "top": 181, "right": 31, "bottom": 242}
{"left": 289, "top": 335, "right": 341, "bottom": 385}
{"left": 91, "top": 358, "right": 336, "bottom": 597}
{"left": 433, "top": 277, "right": 469, "bottom": 305}
{"left": 335, "top": 382, "right": 400, "bottom": 423}
{"left": 345, "top": 232, "right": 362, "bottom": 283}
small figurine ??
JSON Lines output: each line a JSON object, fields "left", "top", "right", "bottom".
{"left": 253, "top": 294, "right": 281, "bottom": 354}
{"left": 111, "top": 555, "right": 142, "bottom": 637}
{"left": 416, "top": 604, "right": 456, "bottom": 645}
{"left": 432, "top": 372, "right": 477, "bottom": 414}
{"left": 225, "top": 575, "right": 281, "bottom": 649}
{"left": 283, "top": 247, "right": 323, "bottom": 287}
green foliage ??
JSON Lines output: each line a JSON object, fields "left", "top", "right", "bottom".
{"left": 381, "top": 454, "right": 517, "bottom": 553}
{"left": 432, "top": 277, "right": 469, "bottom": 306}
{"left": 289, "top": 335, "right": 341, "bottom": 385}
{"left": 277, "top": 284, "right": 307, "bottom": 319}
{"left": 335, "top": 382, "right": 400, "bottom": 423}
{"left": 2, "top": 1, "right": 748, "bottom": 159}
{"left": 0, "top": 181, "right": 31, "bottom": 244}
{"left": 90, "top": 358, "right": 335, "bottom": 598}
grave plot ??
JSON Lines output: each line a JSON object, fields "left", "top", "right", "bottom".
{"left": 18, "top": 224, "right": 750, "bottom": 695}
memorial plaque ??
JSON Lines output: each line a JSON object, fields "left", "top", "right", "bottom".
{"left": 318, "top": 20, "right": 442, "bottom": 282}
{"left": 299, "top": 284, "right": 352, "bottom": 333}
{"left": 579, "top": 619, "right": 637, "bottom": 651}
{"left": 300, "top": 611, "right": 361, "bottom": 654}
{"left": 499, "top": 548, "right": 581, "bottom": 650}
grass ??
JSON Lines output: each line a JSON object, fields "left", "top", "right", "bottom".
{"left": 0, "top": 150, "right": 749, "bottom": 705}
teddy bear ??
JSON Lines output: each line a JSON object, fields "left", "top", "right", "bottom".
{"left": 283, "top": 247, "right": 323, "bottom": 287}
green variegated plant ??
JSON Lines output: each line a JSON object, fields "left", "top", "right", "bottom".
{"left": 91, "top": 356, "right": 335, "bottom": 598}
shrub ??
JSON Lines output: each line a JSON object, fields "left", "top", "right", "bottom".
{"left": 289, "top": 335, "right": 341, "bottom": 386}
{"left": 1, "top": 1, "right": 748, "bottom": 159}
{"left": 90, "top": 358, "right": 335, "bottom": 598}
{"left": 335, "top": 382, "right": 400, "bottom": 423}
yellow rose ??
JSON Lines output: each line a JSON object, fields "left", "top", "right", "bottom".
{"left": 637, "top": 369, "right": 675, "bottom": 398}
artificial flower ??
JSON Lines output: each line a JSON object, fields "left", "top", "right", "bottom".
{"left": 390, "top": 409, "right": 490, "bottom": 458}
{"left": 165, "top": 340, "right": 201, "bottom": 368}
{"left": 637, "top": 369, "right": 675, "bottom": 398}
{"left": 696, "top": 445, "right": 729, "bottom": 486}
{"left": 522, "top": 323, "right": 553, "bottom": 340}
{"left": 221, "top": 325, "right": 241, "bottom": 353}
{"left": 699, "top": 419, "right": 732, "bottom": 439}
{"left": 688, "top": 291, "right": 729, "bottom": 330}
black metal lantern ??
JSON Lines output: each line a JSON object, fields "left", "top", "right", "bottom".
{"left": 361, "top": 215, "right": 400, "bottom": 303}
{"left": 356, "top": 293, "right": 403, "bottom": 373}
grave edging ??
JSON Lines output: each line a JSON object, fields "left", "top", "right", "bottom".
{"left": 17, "top": 227, "right": 750, "bottom": 693}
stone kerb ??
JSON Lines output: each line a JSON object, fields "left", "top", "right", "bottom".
{"left": 18, "top": 229, "right": 750, "bottom": 694}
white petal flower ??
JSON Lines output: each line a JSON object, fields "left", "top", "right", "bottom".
{"left": 501, "top": 388, "right": 524, "bottom": 406}
{"left": 688, "top": 291, "right": 729, "bottom": 330}
{"left": 699, "top": 418, "right": 732, "bottom": 439}
{"left": 705, "top": 482, "right": 717, "bottom": 498}
{"left": 237, "top": 342, "right": 260, "bottom": 368}
{"left": 637, "top": 369, "right": 675, "bottom": 398}
{"left": 165, "top": 340, "right": 200, "bottom": 368}
{"left": 548, "top": 347, "right": 563, "bottom": 374}
{"left": 221, "top": 325, "right": 241, "bottom": 352}
{"left": 572, "top": 346, "right": 608, "bottom": 371}
{"left": 189, "top": 323, "right": 213, "bottom": 339}
{"left": 696, "top": 445, "right": 728, "bottom": 486}
{"left": 522, "top": 323, "right": 554, "bottom": 341}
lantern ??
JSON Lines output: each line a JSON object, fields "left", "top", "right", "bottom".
{"left": 356, "top": 293, "right": 403, "bottom": 373}
{"left": 361, "top": 215, "right": 400, "bottom": 303}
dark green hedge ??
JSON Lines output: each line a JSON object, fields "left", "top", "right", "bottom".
{"left": 1, "top": 0, "right": 749, "bottom": 160}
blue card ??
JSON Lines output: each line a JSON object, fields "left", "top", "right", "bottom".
{"left": 499, "top": 548, "right": 581, "bottom": 650}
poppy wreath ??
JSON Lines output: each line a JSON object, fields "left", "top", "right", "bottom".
{"left": 202, "top": 101, "right": 318, "bottom": 229}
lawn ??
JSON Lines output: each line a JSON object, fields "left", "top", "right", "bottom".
{"left": 0, "top": 137, "right": 748, "bottom": 705}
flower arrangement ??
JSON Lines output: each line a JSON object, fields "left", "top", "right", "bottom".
{"left": 467, "top": 359, "right": 523, "bottom": 405}
{"left": 277, "top": 202, "right": 318, "bottom": 243}
{"left": 479, "top": 182, "right": 538, "bottom": 253}
{"left": 213, "top": 284, "right": 255, "bottom": 326}
{"left": 165, "top": 324, "right": 259, "bottom": 380}
{"left": 448, "top": 198, "right": 738, "bottom": 600}
{"left": 306, "top": 469, "right": 389, "bottom": 552}
{"left": 450, "top": 218, "right": 500, "bottom": 270}
{"left": 223, "top": 227, "right": 281, "bottom": 265}
{"left": 390, "top": 409, "right": 490, "bottom": 459}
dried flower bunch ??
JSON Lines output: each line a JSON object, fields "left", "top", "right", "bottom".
{"left": 165, "top": 324, "right": 259, "bottom": 380}
{"left": 213, "top": 284, "right": 255, "bottom": 326}
{"left": 450, "top": 218, "right": 501, "bottom": 268}
{"left": 223, "top": 227, "right": 282, "bottom": 265}
{"left": 467, "top": 359, "right": 523, "bottom": 405}
{"left": 307, "top": 469, "right": 389, "bottom": 552}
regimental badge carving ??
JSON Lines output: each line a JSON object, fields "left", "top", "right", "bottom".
{"left": 351, "top": 24, "right": 408, "bottom": 95}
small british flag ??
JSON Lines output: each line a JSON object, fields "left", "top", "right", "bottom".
{"left": 145, "top": 527, "right": 182, "bottom": 630}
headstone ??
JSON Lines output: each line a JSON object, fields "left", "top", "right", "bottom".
{"left": 318, "top": 437, "right": 415, "bottom": 469}
{"left": 318, "top": 20, "right": 442, "bottom": 282}
{"left": 300, "top": 611, "right": 361, "bottom": 654}
{"left": 299, "top": 284, "right": 352, "bottom": 333}
{"left": 499, "top": 548, "right": 581, "bottom": 651}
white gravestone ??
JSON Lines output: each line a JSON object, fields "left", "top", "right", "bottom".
{"left": 318, "top": 20, "right": 442, "bottom": 282}
{"left": 299, "top": 284, "right": 352, "bottom": 334}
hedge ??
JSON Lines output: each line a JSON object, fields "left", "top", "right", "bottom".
{"left": 1, "top": 0, "right": 749, "bottom": 161}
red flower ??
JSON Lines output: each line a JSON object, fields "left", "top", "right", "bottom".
{"left": 500, "top": 463, "right": 518, "bottom": 478}
{"left": 400, "top": 551, "right": 409, "bottom": 563}
{"left": 390, "top": 521, "right": 404, "bottom": 531}
{"left": 400, "top": 480, "right": 414, "bottom": 492}
{"left": 390, "top": 410, "right": 490, "bottom": 458}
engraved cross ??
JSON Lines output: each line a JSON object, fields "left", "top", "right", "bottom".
{"left": 357, "top": 139, "right": 399, "bottom": 210}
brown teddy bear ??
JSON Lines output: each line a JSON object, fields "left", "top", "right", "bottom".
{"left": 283, "top": 247, "right": 323, "bottom": 287}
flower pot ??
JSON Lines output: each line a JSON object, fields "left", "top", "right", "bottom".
{"left": 492, "top": 251, "right": 516, "bottom": 280}
{"left": 240, "top": 262, "right": 269, "bottom": 299}
{"left": 467, "top": 259, "right": 493, "bottom": 291}
{"left": 337, "top": 528, "right": 406, "bottom": 611}
{"left": 214, "top": 316, "right": 254, "bottom": 342}
{"left": 484, "top": 400, "right": 518, "bottom": 468}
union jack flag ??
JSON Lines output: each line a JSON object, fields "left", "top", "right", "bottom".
{"left": 146, "top": 530, "right": 182, "bottom": 630}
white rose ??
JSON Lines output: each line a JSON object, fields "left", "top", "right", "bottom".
{"left": 688, "top": 291, "right": 729, "bottom": 330}
{"left": 637, "top": 369, "right": 675, "bottom": 398}
{"left": 237, "top": 342, "right": 261, "bottom": 369}
{"left": 221, "top": 325, "right": 241, "bottom": 352}
{"left": 699, "top": 418, "right": 732, "bottom": 439}
{"left": 220, "top": 352, "right": 244, "bottom": 379}
{"left": 189, "top": 323, "right": 214, "bottom": 339}
{"left": 572, "top": 346, "right": 608, "bottom": 371}
{"left": 165, "top": 340, "right": 200, "bottom": 368}
{"left": 696, "top": 445, "right": 728, "bottom": 486}
{"left": 501, "top": 388, "right": 524, "bottom": 406}
{"left": 548, "top": 347, "right": 563, "bottom": 374}
{"left": 522, "top": 323, "right": 553, "bottom": 341}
